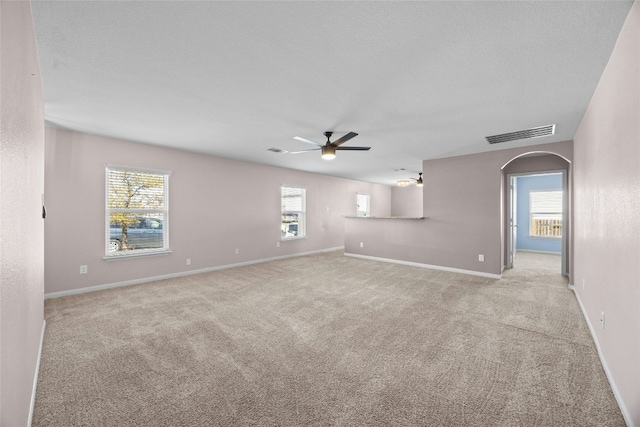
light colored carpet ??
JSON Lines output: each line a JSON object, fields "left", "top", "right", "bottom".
{"left": 33, "top": 251, "right": 624, "bottom": 426}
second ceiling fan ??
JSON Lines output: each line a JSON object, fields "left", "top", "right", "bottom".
{"left": 291, "top": 131, "right": 370, "bottom": 160}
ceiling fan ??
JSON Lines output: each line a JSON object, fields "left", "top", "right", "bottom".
{"left": 397, "top": 172, "right": 423, "bottom": 187}
{"left": 290, "top": 131, "right": 370, "bottom": 160}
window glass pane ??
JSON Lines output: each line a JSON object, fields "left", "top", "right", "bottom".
{"left": 108, "top": 169, "right": 165, "bottom": 209}
{"left": 356, "top": 193, "right": 370, "bottom": 217}
{"left": 109, "top": 213, "right": 165, "bottom": 252}
{"left": 530, "top": 190, "right": 562, "bottom": 237}
{"left": 106, "top": 166, "right": 169, "bottom": 255}
{"left": 281, "top": 186, "right": 305, "bottom": 239}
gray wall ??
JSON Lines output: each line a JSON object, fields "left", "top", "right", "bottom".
{"left": 345, "top": 141, "right": 572, "bottom": 277}
{"left": 390, "top": 185, "right": 423, "bottom": 217}
{"left": 44, "top": 128, "right": 391, "bottom": 295}
{"left": 573, "top": 1, "right": 639, "bottom": 424}
{"left": 0, "top": 2, "right": 46, "bottom": 425}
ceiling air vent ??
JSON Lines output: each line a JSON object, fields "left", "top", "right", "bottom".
{"left": 486, "top": 124, "right": 555, "bottom": 144}
{"left": 268, "top": 147, "right": 288, "bottom": 153}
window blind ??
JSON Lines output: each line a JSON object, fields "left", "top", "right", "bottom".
{"left": 281, "top": 186, "right": 306, "bottom": 239}
{"left": 530, "top": 190, "right": 562, "bottom": 237}
{"left": 530, "top": 190, "right": 562, "bottom": 214}
{"left": 106, "top": 166, "right": 170, "bottom": 255}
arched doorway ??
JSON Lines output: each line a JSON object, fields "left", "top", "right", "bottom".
{"left": 502, "top": 152, "right": 571, "bottom": 277}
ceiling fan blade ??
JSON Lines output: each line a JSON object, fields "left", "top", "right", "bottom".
{"left": 331, "top": 132, "right": 358, "bottom": 146}
{"left": 335, "top": 146, "right": 370, "bottom": 151}
{"left": 293, "top": 136, "right": 323, "bottom": 147}
{"left": 289, "top": 148, "right": 321, "bottom": 154}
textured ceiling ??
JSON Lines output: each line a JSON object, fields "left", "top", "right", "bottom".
{"left": 31, "top": 1, "right": 633, "bottom": 185}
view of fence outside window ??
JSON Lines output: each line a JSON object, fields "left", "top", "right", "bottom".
{"left": 530, "top": 190, "right": 562, "bottom": 238}
{"left": 106, "top": 166, "right": 170, "bottom": 255}
{"left": 281, "top": 186, "right": 305, "bottom": 239}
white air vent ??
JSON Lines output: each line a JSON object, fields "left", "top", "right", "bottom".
{"left": 486, "top": 124, "right": 555, "bottom": 144}
{"left": 268, "top": 147, "right": 288, "bottom": 153}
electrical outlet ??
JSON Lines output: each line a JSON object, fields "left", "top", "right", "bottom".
{"left": 478, "top": 254, "right": 485, "bottom": 262}
{"left": 276, "top": 241, "right": 280, "bottom": 247}
{"left": 600, "top": 311, "right": 605, "bottom": 329}
{"left": 235, "top": 248, "right": 239, "bottom": 254}
{"left": 186, "top": 258, "right": 191, "bottom": 266}
{"left": 360, "top": 242, "right": 364, "bottom": 248}
{"left": 80, "top": 265, "right": 88, "bottom": 274}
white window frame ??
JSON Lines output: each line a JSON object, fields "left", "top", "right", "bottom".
{"left": 281, "top": 186, "right": 306, "bottom": 240}
{"left": 356, "top": 193, "right": 370, "bottom": 217}
{"left": 529, "top": 190, "right": 562, "bottom": 238}
{"left": 105, "top": 165, "right": 171, "bottom": 258}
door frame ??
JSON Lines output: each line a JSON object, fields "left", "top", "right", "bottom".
{"left": 506, "top": 169, "right": 568, "bottom": 276}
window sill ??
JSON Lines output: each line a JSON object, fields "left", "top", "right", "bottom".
{"left": 281, "top": 236, "right": 307, "bottom": 242}
{"left": 104, "top": 249, "right": 172, "bottom": 261}
{"left": 343, "top": 216, "right": 426, "bottom": 220}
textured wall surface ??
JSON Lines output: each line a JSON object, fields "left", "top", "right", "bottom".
{"left": 44, "top": 128, "right": 391, "bottom": 295}
{"left": 0, "top": 1, "right": 46, "bottom": 425}
{"left": 390, "top": 185, "right": 423, "bottom": 217}
{"left": 573, "top": 1, "right": 640, "bottom": 425}
{"left": 345, "top": 141, "right": 572, "bottom": 277}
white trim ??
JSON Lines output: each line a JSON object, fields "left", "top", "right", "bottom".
{"left": 280, "top": 236, "right": 307, "bottom": 242}
{"left": 281, "top": 185, "right": 306, "bottom": 239}
{"left": 501, "top": 152, "right": 572, "bottom": 170}
{"left": 105, "top": 163, "right": 172, "bottom": 176}
{"left": 570, "top": 288, "right": 634, "bottom": 427}
{"left": 344, "top": 253, "right": 502, "bottom": 279}
{"left": 356, "top": 192, "right": 370, "bottom": 217}
{"left": 506, "top": 169, "right": 569, "bottom": 277}
{"left": 105, "top": 165, "right": 170, "bottom": 256}
{"left": 103, "top": 249, "right": 172, "bottom": 261}
{"left": 45, "top": 247, "right": 344, "bottom": 299}
{"left": 28, "top": 320, "right": 46, "bottom": 427}
{"left": 516, "top": 249, "right": 562, "bottom": 255}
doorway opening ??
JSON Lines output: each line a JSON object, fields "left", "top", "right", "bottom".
{"left": 502, "top": 152, "right": 570, "bottom": 277}
{"left": 508, "top": 172, "right": 565, "bottom": 274}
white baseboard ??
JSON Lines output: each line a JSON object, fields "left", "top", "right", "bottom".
{"left": 45, "top": 247, "right": 344, "bottom": 299}
{"left": 343, "top": 253, "right": 502, "bottom": 279}
{"left": 570, "top": 288, "right": 634, "bottom": 427}
{"left": 28, "top": 319, "right": 46, "bottom": 427}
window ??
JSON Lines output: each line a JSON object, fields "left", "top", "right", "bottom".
{"left": 281, "top": 186, "right": 305, "bottom": 239}
{"left": 106, "top": 165, "right": 170, "bottom": 256}
{"left": 356, "top": 193, "right": 370, "bottom": 217}
{"left": 530, "top": 190, "right": 562, "bottom": 238}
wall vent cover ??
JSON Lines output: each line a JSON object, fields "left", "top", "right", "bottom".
{"left": 486, "top": 124, "right": 556, "bottom": 144}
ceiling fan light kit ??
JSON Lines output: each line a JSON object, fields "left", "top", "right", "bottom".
{"left": 290, "top": 131, "right": 370, "bottom": 160}
{"left": 321, "top": 145, "right": 336, "bottom": 160}
{"left": 397, "top": 172, "right": 424, "bottom": 187}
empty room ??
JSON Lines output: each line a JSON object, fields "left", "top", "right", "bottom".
{"left": 1, "top": 1, "right": 638, "bottom": 426}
